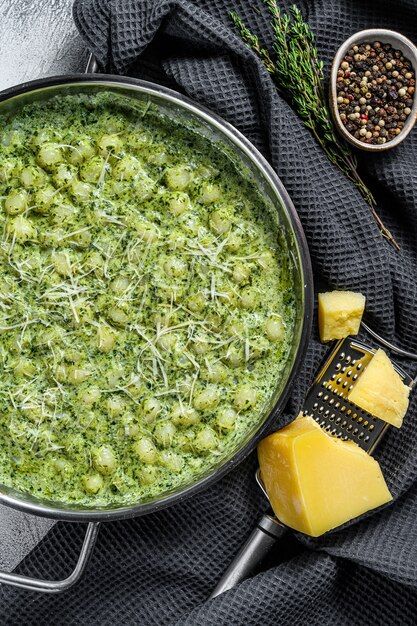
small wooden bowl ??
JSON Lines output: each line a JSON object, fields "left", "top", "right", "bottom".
{"left": 330, "top": 29, "right": 417, "bottom": 151}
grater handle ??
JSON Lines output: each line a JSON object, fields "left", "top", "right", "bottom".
{"left": 209, "top": 513, "right": 287, "bottom": 598}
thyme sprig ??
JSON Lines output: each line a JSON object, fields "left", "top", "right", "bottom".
{"left": 231, "top": 2, "right": 399, "bottom": 250}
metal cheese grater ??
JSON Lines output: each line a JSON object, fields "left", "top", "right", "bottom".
{"left": 211, "top": 328, "right": 416, "bottom": 598}
{"left": 302, "top": 335, "right": 413, "bottom": 451}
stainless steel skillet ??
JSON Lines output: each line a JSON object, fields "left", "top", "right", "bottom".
{"left": 0, "top": 66, "right": 313, "bottom": 592}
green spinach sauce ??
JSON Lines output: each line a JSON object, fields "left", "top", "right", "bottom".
{"left": 0, "top": 92, "right": 295, "bottom": 505}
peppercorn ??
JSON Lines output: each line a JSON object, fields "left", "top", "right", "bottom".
{"left": 336, "top": 40, "right": 415, "bottom": 145}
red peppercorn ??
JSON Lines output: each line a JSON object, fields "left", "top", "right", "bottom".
{"left": 360, "top": 114, "right": 368, "bottom": 120}
{"left": 347, "top": 94, "right": 354, "bottom": 101}
{"left": 344, "top": 72, "right": 351, "bottom": 78}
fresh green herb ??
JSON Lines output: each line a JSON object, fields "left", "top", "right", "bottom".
{"left": 230, "top": 2, "right": 399, "bottom": 250}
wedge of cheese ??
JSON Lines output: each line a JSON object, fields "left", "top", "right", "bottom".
{"left": 258, "top": 414, "right": 392, "bottom": 537}
{"left": 348, "top": 348, "right": 409, "bottom": 428}
{"left": 318, "top": 290, "right": 366, "bottom": 342}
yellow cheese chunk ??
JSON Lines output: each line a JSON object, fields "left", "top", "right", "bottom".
{"left": 258, "top": 414, "right": 392, "bottom": 537}
{"left": 318, "top": 290, "right": 366, "bottom": 342}
{"left": 348, "top": 348, "right": 409, "bottom": 428}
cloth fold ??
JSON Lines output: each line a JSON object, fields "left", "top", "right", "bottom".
{"left": 2, "top": 0, "right": 417, "bottom": 624}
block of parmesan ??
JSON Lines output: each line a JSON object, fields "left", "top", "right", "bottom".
{"left": 258, "top": 414, "right": 392, "bottom": 537}
{"left": 318, "top": 290, "right": 366, "bottom": 342}
{"left": 348, "top": 348, "right": 409, "bottom": 428}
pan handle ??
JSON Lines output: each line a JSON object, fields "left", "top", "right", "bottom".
{"left": 0, "top": 522, "right": 100, "bottom": 593}
{"left": 210, "top": 514, "right": 287, "bottom": 598}
{"left": 85, "top": 52, "right": 99, "bottom": 74}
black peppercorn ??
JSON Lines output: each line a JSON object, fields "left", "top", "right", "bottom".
{"left": 336, "top": 40, "right": 415, "bottom": 144}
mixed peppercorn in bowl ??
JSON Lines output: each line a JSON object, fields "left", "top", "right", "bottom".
{"left": 331, "top": 29, "right": 417, "bottom": 150}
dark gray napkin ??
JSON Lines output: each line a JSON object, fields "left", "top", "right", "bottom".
{"left": 2, "top": 1, "right": 417, "bottom": 624}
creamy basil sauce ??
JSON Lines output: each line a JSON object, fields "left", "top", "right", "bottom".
{"left": 0, "top": 92, "right": 295, "bottom": 505}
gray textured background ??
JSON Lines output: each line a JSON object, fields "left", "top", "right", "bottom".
{"left": 0, "top": 0, "right": 87, "bottom": 573}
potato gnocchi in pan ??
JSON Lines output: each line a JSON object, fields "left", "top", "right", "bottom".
{"left": 0, "top": 92, "right": 295, "bottom": 505}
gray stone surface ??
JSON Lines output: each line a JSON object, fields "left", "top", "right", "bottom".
{"left": 0, "top": 509, "right": 54, "bottom": 572}
{"left": 0, "top": 0, "right": 88, "bottom": 91}
{"left": 0, "top": 0, "right": 88, "bottom": 573}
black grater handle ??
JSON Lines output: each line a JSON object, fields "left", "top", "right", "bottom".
{"left": 209, "top": 513, "right": 287, "bottom": 598}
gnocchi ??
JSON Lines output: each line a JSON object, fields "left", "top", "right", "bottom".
{"left": 0, "top": 92, "right": 294, "bottom": 507}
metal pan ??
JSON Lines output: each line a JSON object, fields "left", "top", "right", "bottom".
{"left": 0, "top": 70, "right": 313, "bottom": 592}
